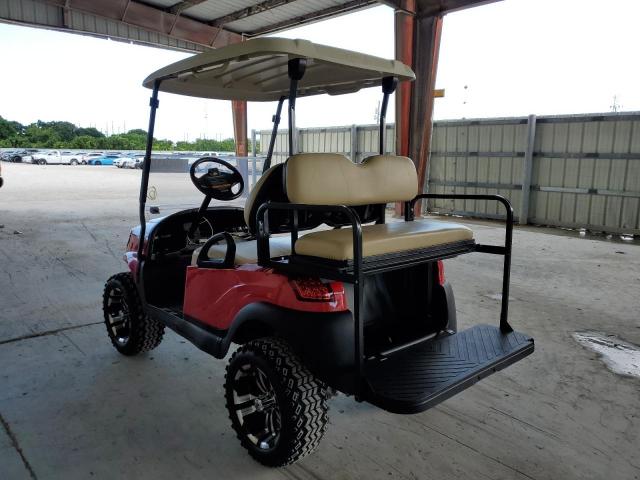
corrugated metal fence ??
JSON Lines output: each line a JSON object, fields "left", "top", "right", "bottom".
{"left": 258, "top": 112, "right": 640, "bottom": 235}
{"left": 258, "top": 124, "right": 396, "bottom": 164}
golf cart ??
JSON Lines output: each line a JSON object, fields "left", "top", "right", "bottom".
{"left": 103, "top": 38, "right": 534, "bottom": 467}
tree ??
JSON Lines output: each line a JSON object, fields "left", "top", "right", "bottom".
{"left": 36, "top": 120, "right": 76, "bottom": 142}
{"left": 0, "top": 116, "right": 24, "bottom": 141}
{"left": 75, "top": 127, "right": 104, "bottom": 138}
{"left": 70, "top": 135, "right": 99, "bottom": 149}
{"left": 0, "top": 114, "right": 235, "bottom": 152}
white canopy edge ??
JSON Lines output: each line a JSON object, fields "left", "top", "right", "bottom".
{"left": 143, "top": 37, "right": 415, "bottom": 101}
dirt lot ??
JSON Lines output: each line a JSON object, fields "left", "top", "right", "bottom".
{"left": 1, "top": 162, "right": 639, "bottom": 480}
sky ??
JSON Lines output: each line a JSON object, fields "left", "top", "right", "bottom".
{"left": 0, "top": 0, "right": 639, "bottom": 142}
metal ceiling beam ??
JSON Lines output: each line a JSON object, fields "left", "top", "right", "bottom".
{"left": 245, "top": 0, "right": 377, "bottom": 36}
{"left": 41, "top": 0, "right": 241, "bottom": 48}
{"left": 209, "top": 0, "right": 297, "bottom": 28}
{"left": 167, "top": 0, "right": 208, "bottom": 15}
{"left": 416, "top": 0, "right": 499, "bottom": 17}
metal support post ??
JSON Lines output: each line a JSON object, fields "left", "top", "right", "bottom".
{"left": 350, "top": 124, "right": 358, "bottom": 162}
{"left": 520, "top": 114, "right": 537, "bottom": 225}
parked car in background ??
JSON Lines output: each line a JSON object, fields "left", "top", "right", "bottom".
{"left": 121, "top": 154, "right": 145, "bottom": 169}
{"left": 87, "top": 154, "right": 121, "bottom": 166}
{"left": 113, "top": 156, "right": 127, "bottom": 168}
{"left": 81, "top": 152, "right": 104, "bottom": 165}
{"left": 32, "top": 150, "right": 82, "bottom": 165}
{"left": 1, "top": 150, "right": 17, "bottom": 161}
{"left": 7, "top": 149, "right": 39, "bottom": 163}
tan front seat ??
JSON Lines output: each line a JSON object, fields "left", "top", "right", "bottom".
{"left": 191, "top": 236, "right": 291, "bottom": 266}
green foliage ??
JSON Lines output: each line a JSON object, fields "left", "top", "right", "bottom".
{"left": 0, "top": 114, "right": 242, "bottom": 152}
{"left": 75, "top": 127, "right": 104, "bottom": 138}
{"left": 174, "top": 137, "right": 237, "bottom": 153}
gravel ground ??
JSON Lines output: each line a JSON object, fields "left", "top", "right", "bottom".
{"left": 0, "top": 162, "right": 639, "bottom": 480}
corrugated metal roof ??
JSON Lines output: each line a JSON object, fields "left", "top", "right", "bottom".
{"left": 225, "top": 0, "right": 369, "bottom": 34}
{"left": 183, "top": 0, "right": 259, "bottom": 22}
{"left": 0, "top": 0, "right": 498, "bottom": 52}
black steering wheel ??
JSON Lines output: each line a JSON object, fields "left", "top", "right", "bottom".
{"left": 189, "top": 157, "right": 244, "bottom": 201}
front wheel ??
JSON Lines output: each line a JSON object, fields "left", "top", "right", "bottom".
{"left": 70, "top": 159, "right": 78, "bottom": 166}
{"left": 225, "top": 337, "right": 329, "bottom": 467}
{"left": 95, "top": 161, "right": 102, "bottom": 166}
{"left": 103, "top": 272, "right": 164, "bottom": 355}
{"left": 38, "top": 159, "right": 47, "bottom": 165}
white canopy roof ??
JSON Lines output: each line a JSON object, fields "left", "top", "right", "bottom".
{"left": 143, "top": 37, "right": 415, "bottom": 101}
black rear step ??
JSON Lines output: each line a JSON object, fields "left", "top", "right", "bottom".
{"left": 364, "top": 324, "right": 534, "bottom": 414}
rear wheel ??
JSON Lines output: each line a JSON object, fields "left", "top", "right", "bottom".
{"left": 70, "top": 159, "right": 78, "bottom": 166}
{"left": 102, "top": 272, "right": 164, "bottom": 355}
{"left": 225, "top": 337, "right": 329, "bottom": 467}
{"left": 95, "top": 160, "right": 102, "bottom": 165}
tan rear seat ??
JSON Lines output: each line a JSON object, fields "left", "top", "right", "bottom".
{"left": 294, "top": 220, "right": 473, "bottom": 261}
{"left": 285, "top": 153, "right": 474, "bottom": 261}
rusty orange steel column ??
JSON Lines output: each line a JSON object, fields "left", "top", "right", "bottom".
{"left": 230, "top": 36, "right": 248, "bottom": 157}
{"left": 411, "top": 14, "right": 443, "bottom": 216}
{"left": 232, "top": 99, "right": 248, "bottom": 156}
{"left": 394, "top": 0, "right": 416, "bottom": 217}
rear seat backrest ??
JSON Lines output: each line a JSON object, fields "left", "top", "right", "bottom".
{"left": 285, "top": 153, "right": 418, "bottom": 206}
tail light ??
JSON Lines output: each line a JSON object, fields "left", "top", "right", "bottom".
{"left": 437, "top": 260, "right": 446, "bottom": 286}
{"left": 290, "top": 278, "right": 339, "bottom": 302}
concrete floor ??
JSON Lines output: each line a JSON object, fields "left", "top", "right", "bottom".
{"left": 1, "top": 162, "right": 639, "bottom": 480}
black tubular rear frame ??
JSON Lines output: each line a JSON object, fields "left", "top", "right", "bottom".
{"left": 256, "top": 202, "right": 366, "bottom": 394}
{"left": 407, "top": 193, "right": 514, "bottom": 333}
{"left": 256, "top": 193, "right": 515, "bottom": 398}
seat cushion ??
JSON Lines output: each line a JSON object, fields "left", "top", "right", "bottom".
{"left": 191, "top": 236, "right": 291, "bottom": 266}
{"left": 243, "top": 163, "right": 287, "bottom": 233}
{"left": 294, "top": 220, "right": 473, "bottom": 261}
{"left": 286, "top": 153, "right": 418, "bottom": 205}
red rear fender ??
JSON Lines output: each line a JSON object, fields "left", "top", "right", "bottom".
{"left": 183, "top": 265, "right": 347, "bottom": 331}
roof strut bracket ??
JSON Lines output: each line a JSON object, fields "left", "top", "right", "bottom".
{"left": 263, "top": 95, "right": 286, "bottom": 173}
{"left": 287, "top": 58, "right": 307, "bottom": 157}
{"left": 379, "top": 76, "right": 398, "bottom": 155}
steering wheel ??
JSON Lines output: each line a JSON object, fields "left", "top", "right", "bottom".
{"left": 190, "top": 157, "right": 244, "bottom": 201}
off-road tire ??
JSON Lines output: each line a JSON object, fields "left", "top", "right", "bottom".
{"left": 102, "top": 272, "right": 164, "bottom": 355}
{"left": 225, "top": 337, "right": 328, "bottom": 467}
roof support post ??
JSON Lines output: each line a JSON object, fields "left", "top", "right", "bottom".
{"left": 232, "top": 99, "right": 248, "bottom": 157}
{"left": 393, "top": 0, "right": 416, "bottom": 216}
{"left": 379, "top": 76, "right": 398, "bottom": 155}
{"left": 410, "top": 14, "right": 443, "bottom": 217}
{"left": 231, "top": 36, "right": 248, "bottom": 158}
{"left": 263, "top": 96, "right": 286, "bottom": 172}
{"left": 287, "top": 58, "right": 307, "bottom": 157}
{"left": 137, "top": 80, "right": 161, "bottom": 271}
{"left": 394, "top": 1, "right": 443, "bottom": 217}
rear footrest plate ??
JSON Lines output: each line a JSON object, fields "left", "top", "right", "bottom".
{"left": 364, "top": 324, "right": 534, "bottom": 414}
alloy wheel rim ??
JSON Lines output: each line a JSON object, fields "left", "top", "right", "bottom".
{"left": 231, "top": 362, "right": 281, "bottom": 451}
{"left": 106, "top": 286, "right": 131, "bottom": 345}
